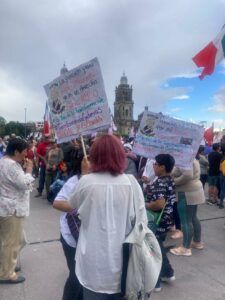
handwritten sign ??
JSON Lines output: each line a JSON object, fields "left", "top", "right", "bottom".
{"left": 133, "top": 111, "right": 204, "bottom": 169}
{"left": 44, "top": 58, "right": 111, "bottom": 143}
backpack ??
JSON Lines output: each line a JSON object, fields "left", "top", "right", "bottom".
{"left": 220, "top": 159, "right": 225, "bottom": 176}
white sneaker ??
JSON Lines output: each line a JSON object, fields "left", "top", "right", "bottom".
{"left": 161, "top": 275, "right": 176, "bottom": 282}
{"left": 154, "top": 287, "right": 162, "bottom": 292}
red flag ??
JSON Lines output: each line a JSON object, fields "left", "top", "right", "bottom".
{"left": 204, "top": 125, "right": 214, "bottom": 146}
{"left": 192, "top": 42, "right": 217, "bottom": 80}
{"left": 43, "top": 102, "right": 50, "bottom": 135}
{"left": 192, "top": 26, "right": 225, "bottom": 79}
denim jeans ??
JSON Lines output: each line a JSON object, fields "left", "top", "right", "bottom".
{"left": 83, "top": 288, "right": 121, "bottom": 300}
{"left": 60, "top": 235, "right": 83, "bottom": 300}
{"left": 177, "top": 192, "right": 201, "bottom": 248}
{"left": 155, "top": 233, "right": 174, "bottom": 286}
{"left": 200, "top": 174, "right": 208, "bottom": 188}
{"left": 37, "top": 165, "right": 46, "bottom": 194}
{"left": 173, "top": 202, "right": 181, "bottom": 230}
{"left": 219, "top": 175, "right": 225, "bottom": 205}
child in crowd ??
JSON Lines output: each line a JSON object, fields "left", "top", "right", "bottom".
{"left": 48, "top": 162, "right": 72, "bottom": 203}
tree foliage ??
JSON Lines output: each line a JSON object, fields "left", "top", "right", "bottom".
{"left": 0, "top": 117, "right": 33, "bottom": 138}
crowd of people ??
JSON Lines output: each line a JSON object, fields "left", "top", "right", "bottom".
{"left": 0, "top": 132, "right": 225, "bottom": 298}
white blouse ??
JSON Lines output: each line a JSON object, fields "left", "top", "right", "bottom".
{"left": 0, "top": 157, "right": 35, "bottom": 217}
{"left": 68, "top": 173, "right": 142, "bottom": 294}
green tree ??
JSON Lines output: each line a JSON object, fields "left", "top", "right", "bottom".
{"left": 5, "top": 122, "right": 25, "bottom": 137}
{"left": 0, "top": 116, "right": 7, "bottom": 136}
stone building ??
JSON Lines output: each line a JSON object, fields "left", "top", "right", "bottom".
{"left": 113, "top": 73, "right": 135, "bottom": 135}
{"left": 113, "top": 73, "right": 149, "bottom": 136}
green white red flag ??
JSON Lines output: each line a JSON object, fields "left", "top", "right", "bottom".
{"left": 43, "top": 101, "right": 50, "bottom": 135}
{"left": 204, "top": 124, "right": 214, "bottom": 146}
{"left": 192, "top": 26, "right": 225, "bottom": 79}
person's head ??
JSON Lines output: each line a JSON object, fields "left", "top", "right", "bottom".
{"left": 50, "top": 140, "right": 58, "bottom": 148}
{"left": 10, "top": 133, "right": 16, "bottom": 139}
{"left": 90, "top": 134, "right": 126, "bottom": 175}
{"left": 212, "top": 143, "right": 220, "bottom": 152}
{"left": 153, "top": 154, "right": 175, "bottom": 176}
{"left": 43, "top": 134, "right": 51, "bottom": 143}
{"left": 198, "top": 145, "right": 205, "bottom": 154}
{"left": 196, "top": 145, "right": 205, "bottom": 159}
{"left": 60, "top": 161, "right": 71, "bottom": 173}
{"left": 123, "top": 143, "right": 132, "bottom": 154}
{"left": 72, "top": 139, "right": 82, "bottom": 150}
{"left": 5, "top": 138, "right": 28, "bottom": 162}
{"left": 27, "top": 141, "right": 34, "bottom": 149}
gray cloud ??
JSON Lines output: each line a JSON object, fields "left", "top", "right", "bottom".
{"left": 0, "top": 0, "right": 224, "bottom": 121}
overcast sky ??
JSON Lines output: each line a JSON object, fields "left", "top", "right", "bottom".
{"left": 0, "top": 0, "right": 225, "bottom": 126}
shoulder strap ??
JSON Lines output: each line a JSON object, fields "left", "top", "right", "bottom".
{"left": 126, "top": 174, "right": 139, "bottom": 219}
{"left": 126, "top": 174, "right": 147, "bottom": 225}
{"left": 155, "top": 201, "right": 167, "bottom": 225}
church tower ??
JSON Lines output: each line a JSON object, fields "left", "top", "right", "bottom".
{"left": 114, "top": 73, "right": 134, "bottom": 135}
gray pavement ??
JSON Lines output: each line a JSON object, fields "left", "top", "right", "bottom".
{"left": 1, "top": 183, "right": 225, "bottom": 300}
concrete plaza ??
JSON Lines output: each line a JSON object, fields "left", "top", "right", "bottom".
{"left": 1, "top": 186, "right": 225, "bottom": 300}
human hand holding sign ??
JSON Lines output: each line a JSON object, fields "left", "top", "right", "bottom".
{"left": 81, "top": 157, "right": 90, "bottom": 175}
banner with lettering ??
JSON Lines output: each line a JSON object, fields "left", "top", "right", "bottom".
{"left": 44, "top": 58, "right": 111, "bottom": 143}
{"left": 133, "top": 111, "right": 204, "bottom": 169}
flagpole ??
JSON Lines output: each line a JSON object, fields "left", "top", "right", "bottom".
{"left": 80, "top": 135, "right": 87, "bottom": 159}
{"left": 24, "top": 107, "right": 27, "bottom": 139}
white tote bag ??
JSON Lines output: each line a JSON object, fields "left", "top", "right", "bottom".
{"left": 124, "top": 175, "right": 162, "bottom": 299}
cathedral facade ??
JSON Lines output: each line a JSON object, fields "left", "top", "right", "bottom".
{"left": 113, "top": 73, "right": 135, "bottom": 135}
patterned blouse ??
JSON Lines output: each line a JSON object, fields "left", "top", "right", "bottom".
{"left": 145, "top": 175, "right": 176, "bottom": 234}
{"left": 0, "top": 157, "right": 34, "bottom": 217}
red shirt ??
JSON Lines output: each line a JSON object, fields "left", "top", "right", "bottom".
{"left": 37, "top": 142, "right": 51, "bottom": 166}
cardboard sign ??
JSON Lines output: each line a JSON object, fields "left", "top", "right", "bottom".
{"left": 133, "top": 111, "right": 204, "bottom": 169}
{"left": 44, "top": 58, "right": 111, "bottom": 143}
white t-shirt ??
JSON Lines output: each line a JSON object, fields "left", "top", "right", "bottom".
{"left": 68, "top": 173, "right": 140, "bottom": 294}
{"left": 54, "top": 175, "right": 80, "bottom": 248}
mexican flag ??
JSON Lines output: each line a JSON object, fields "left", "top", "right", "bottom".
{"left": 43, "top": 101, "right": 51, "bottom": 135}
{"left": 192, "top": 26, "right": 225, "bottom": 79}
{"left": 204, "top": 124, "right": 214, "bottom": 146}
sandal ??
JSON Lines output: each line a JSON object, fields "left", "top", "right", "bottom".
{"left": 171, "top": 230, "right": 183, "bottom": 239}
{"left": 0, "top": 275, "right": 25, "bottom": 284}
{"left": 191, "top": 241, "right": 204, "bottom": 250}
{"left": 170, "top": 246, "right": 192, "bottom": 256}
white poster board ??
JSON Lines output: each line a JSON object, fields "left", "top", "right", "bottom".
{"left": 133, "top": 111, "right": 204, "bottom": 169}
{"left": 44, "top": 57, "right": 111, "bottom": 143}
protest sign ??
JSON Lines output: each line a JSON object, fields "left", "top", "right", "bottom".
{"left": 133, "top": 111, "right": 204, "bottom": 169}
{"left": 44, "top": 57, "right": 111, "bottom": 143}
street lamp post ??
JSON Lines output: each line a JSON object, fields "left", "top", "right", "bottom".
{"left": 24, "top": 107, "right": 27, "bottom": 139}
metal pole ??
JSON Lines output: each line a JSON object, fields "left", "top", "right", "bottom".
{"left": 24, "top": 108, "right": 27, "bottom": 139}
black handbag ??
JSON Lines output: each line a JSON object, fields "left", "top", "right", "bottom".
{"left": 66, "top": 209, "right": 81, "bottom": 242}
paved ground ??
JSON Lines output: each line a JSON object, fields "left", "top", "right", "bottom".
{"left": 1, "top": 183, "right": 225, "bottom": 300}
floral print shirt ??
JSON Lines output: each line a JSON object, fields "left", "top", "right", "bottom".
{"left": 145, "top": 175, "right": 176, "bottom": 234}
{"left": 0, "top": 157, "right": 34, "bottom": 217}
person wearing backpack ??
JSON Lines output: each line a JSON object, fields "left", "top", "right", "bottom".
{"left": 219, "top": 157, "right": 225, "bottom": 208}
